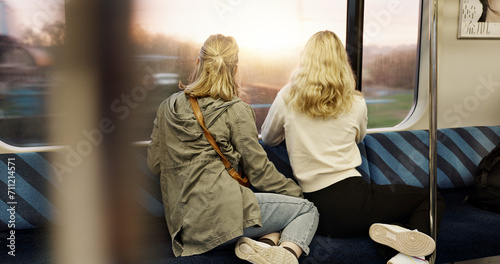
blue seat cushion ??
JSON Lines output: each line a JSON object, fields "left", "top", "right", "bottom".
{"left": 364, "top": 126, "right": 500, "bottom": 189}
{"left": 0, "top": 152, "right": 60, "bottom": 231}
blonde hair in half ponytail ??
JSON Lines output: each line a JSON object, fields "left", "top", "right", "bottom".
{"left": 181, "top": 34, "right": 240, "bottom": 101}
{"left": 285, "top": 30, "right": 357, "bottom": 119}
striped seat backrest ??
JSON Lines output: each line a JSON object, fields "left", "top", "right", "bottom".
{"left": 5, "top": 126, "right": 497, "bottom": 231}
{"left": 0, "top": 152, "right": 60, "bottom": 231}
{"left": 364, "top": 126, "right": 500, "bottom": 189}
{"left": 0, "top": 150, "right": 167, "bottom": 232}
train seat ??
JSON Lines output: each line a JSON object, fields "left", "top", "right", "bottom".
{"left": 263, "top": 126, "right": 500, "bottom": 264}
{"left": 1, "top": 126, "right": 499, "bottom": 263}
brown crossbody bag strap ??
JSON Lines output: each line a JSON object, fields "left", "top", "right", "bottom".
{"left": 189, "top": 97, "right": 250, "bottom": 187}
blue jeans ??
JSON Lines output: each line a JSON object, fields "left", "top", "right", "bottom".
{"left": 229, "top": 193, "right": 319, "bottom": 256}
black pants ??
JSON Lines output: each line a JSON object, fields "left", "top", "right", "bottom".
{"left": 304, "top": 177, "right": 445, "bottom": 258}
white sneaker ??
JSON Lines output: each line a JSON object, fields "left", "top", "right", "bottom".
{"left": 369, "top": 223, "right": 435, "bottom": 257}
{"left": 387, "top": 253, "right": 429, "bottom": 264}
{"left": 235, "top": 237, "right": 298, "bottom": 264}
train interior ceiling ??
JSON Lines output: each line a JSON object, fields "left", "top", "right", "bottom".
{"left": 0, "top": 0, "right": 499, "bottom": 263}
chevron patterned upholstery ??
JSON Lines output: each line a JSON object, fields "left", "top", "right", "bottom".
{"left": 0, "top": 152, "right": 60, "bottom": 231}
{"left": 365, "top": 126, "right": 500, "bottom": 189}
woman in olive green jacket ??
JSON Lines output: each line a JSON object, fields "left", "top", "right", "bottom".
{"left": 147, "top": 34, "right": 318, "bottom": 264}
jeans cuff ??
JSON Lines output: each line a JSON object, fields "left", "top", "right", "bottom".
{"left": 278, "top": 237, "right": 310, "bottom": 256}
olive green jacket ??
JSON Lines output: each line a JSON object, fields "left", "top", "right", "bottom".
{"left": 147, "top": 92, "right": 302, "bottom": 257}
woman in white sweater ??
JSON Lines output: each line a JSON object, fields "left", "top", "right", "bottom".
{"left": 261, "top": 30, "right": 445, "bottom": 264}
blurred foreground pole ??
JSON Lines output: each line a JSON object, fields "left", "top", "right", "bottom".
{"left": 428, "top": 0, "right": 438, "bottom": 263}
{"left": 51, "top": 0, "right": 141, "bottom": 263}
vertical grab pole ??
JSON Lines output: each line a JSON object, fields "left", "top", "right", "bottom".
{"left": 428, "top": 0, "right": 438, "bottom": 263}
{"left": 346, "top": 0, "right": 365, "bottom": 91}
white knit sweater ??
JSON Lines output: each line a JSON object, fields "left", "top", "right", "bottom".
{"left": 261, "top": 87, "right": 368, "bottom": 192}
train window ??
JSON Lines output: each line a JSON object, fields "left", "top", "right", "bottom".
{"left": 0, "top": 0, "right": 422, "bottom": 146}
{"left": 361, "top": 0, "right": 421, "bottom": 128}
{"left": 0, "top": 1, "right": 64, "bottom": 146}
{"left": 131, "top": 0, "right": 347, "bottom": 139}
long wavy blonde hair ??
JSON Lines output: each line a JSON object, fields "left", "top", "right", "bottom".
{"left": 285, "top": 30, "right": 357, "bottom": 118}
{"left": 181, "top": 34, "right": 239, "bottom": 101}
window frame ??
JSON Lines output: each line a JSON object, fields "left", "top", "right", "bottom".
{"left": 346, "top": 0, "right": 423, "bottom": 129}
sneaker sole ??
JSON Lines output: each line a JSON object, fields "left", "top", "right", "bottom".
{"left": 234, "top": 237, "right": 297, "bottom": 264}
{"left": 235, "top": 237, "right": 269, "bottom": 264}
{"left": 388, "top": 253, "right": 429, "bottom": 264}
{"left": 369, "top": 224, "right": 435, "bottom": 257}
